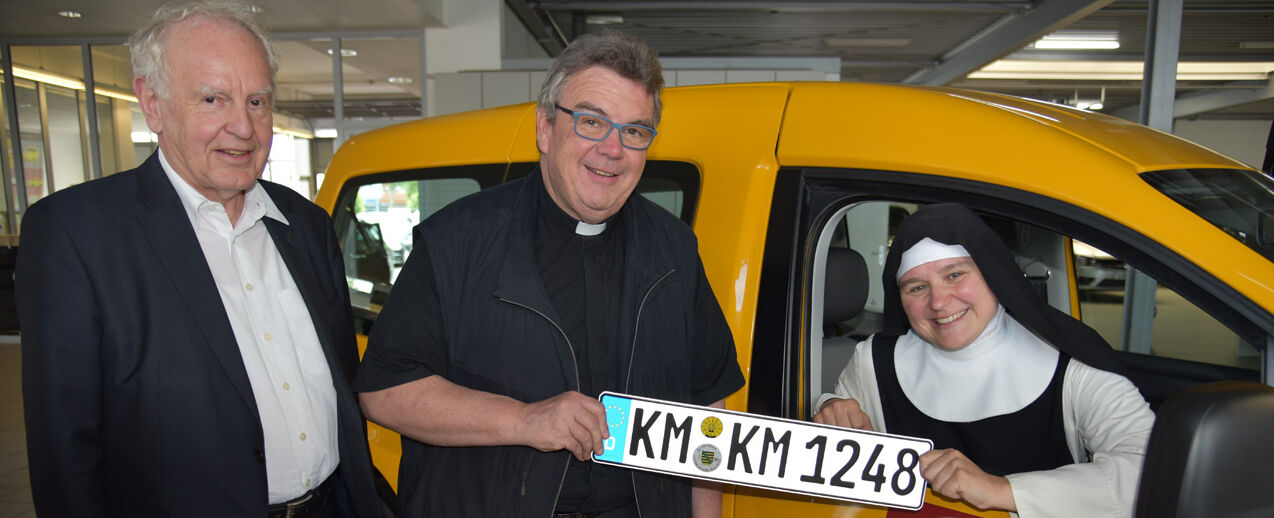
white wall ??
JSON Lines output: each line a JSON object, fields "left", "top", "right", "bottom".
{"left": 430, "top": 62, "right": 837, "bottom": 116}
{"left": 1174, "top": 119, "right": 1273, "bottom": 170}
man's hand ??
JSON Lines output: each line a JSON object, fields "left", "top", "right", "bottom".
{"left": 516, "top": 391, "right": 609, "bottom": 461}
{"left": 812, "top": 397, "right": 874, "bottom": 431}
{"left": 919, "top": 449, "right": 1016, "bottom": 512}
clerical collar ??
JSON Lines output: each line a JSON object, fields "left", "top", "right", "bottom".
{"left": 575, "top": 221, "right": 606, "bottom": 236}
{"left": 536, "top": 176, "right": 614, "bottom": 236}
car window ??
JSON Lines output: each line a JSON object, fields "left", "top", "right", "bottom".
{"left": 1141, "top": 168, "right": 1274, "bottom": 262}
{"left": 1075, "top": 241, "right": 1262, "bottom": 371}
{"left": 331, "top": 161, "right": 698, "bottom": 332}
{"left": 331, "top": 165, "right": 505, "bottom": 331}
{"left": 803, "top": 194, "right": 1266, "bottom": 415}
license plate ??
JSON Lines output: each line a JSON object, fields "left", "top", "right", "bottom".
{"left": 593, "top": 392, "right": 932, "bottom": 510}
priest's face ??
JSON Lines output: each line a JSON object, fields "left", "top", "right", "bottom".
{"left": 897, "top": 256, "right": 999, "bottom": 351}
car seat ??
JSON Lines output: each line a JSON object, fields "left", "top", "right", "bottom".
{"left": 1134, "top": 381, "right": 1274, "bottom": 518}
{"left": 820, "top": 247, "right": 870, "bottom": 394}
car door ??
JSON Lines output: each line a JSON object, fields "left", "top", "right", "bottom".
{"left": 734, "top": 166, "right": 1272, "bottom": 517}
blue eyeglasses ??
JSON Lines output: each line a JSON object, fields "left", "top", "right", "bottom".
{"left": 555, "top": 104, "right": 658, "bottom": 150}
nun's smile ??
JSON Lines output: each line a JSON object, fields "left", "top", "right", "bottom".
{"left": 897, "top": 257, "right": 999, "bottom": 351}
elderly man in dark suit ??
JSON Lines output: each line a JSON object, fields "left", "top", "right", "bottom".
{"left": 16, "top": 2, "right": 379, "bottom": 517}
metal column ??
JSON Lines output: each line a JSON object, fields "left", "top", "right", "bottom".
{"left": 81, "top": 43, "right": 103, "bottom": 180}
{"left": 1120, "top": 0, "right": 1182, "bottom": 355}
{"left": 332, "top": 37, "right": 345, "bottom": 149}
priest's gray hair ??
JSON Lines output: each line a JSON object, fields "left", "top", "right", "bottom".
{"left": 537, "top": 30, "right": 664, "bottom": 126}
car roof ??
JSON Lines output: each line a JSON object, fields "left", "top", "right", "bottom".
{"left": 318, "top": 81, "right": 1270, "bottom": 310}
{"left": 324, "top": 81, "right": 1250, "bottom": 187}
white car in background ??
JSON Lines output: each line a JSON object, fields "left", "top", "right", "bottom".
{"left": 1074, "top": 239, "right": 1127, "bottom": 292}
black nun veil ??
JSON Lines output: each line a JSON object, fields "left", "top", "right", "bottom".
{"left": 879, "top": 202, "right": 1127, "bottom": 376}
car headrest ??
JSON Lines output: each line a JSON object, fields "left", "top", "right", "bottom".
{"left": 823, "top": 247, "right": 869, "bottom": 326}
{"left": 1134, "top": 381, "right": 1274, "bottom": 518}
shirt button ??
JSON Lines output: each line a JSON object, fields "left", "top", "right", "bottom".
{"left": 299, "top": 432, "right": 307, "bottom": 441}
{"left": 264, "top": 332, "right": 272, "bottom": 342}
{"left": 305, "top": 478, "right": 312, "bottom": 487}
{"left": 282, "top": 382, "right": 290, "bottom": 391}
{"left": 245, "top": 283, "right": 254, "bottom": 291}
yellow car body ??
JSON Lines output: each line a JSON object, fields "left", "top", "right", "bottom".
{"left": 316, "top": 82, "right": 1272, "bottom": 517}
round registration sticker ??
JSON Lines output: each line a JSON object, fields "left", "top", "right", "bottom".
{"left": 701, "top": 416, "right": 723, "bottom": 438}
{"left": 693, "top": 444, "right": 722, "bottom": 472}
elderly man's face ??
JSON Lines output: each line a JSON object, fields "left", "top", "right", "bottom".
{"left": 535, "top": 65, "right": 654, "bottom": 224}
{"left": 897, "top": 257, "right": 999, "bottom": 351}
{"left": 136, "top": 17, "right": 273, "bottom": 204}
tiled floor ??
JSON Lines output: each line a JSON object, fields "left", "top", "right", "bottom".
{"left": 0, "top": 337, "right": 34, "bottom": 518}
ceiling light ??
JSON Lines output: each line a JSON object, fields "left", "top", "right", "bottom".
{"left": 273, "top": 127, "right": 314, "bottom": 139}
{"left": 1031, "top": 31, "right": 1119, "bottom": 50}
{"left": 327, "top": 48, "right": 357, "bottom": 57}
{"left": 5, "top": 66, "right": 138, "bottom": 102}
{"left": 387, "top": 76, "right": 413, "bottom": 84}
{"left": 969, "top": 60, "right": 1274, "bottom": 81}
{"left": 57, "top": 10, "right": 82, "bottom": 19}
{"left": 585, "top": 14, "right": 624, "bottom": 24}
{"left": 1074, "top": 100, "right": 1103, "bottom": 111}
{"left": 248, "top": 5, "right": 264, "bottom": 13}
{"left": 315, "top": 129, "right": 339, "bottom": 139}
{"left": 825, "top": 38, "right": 910, "bottom": 48}
{"left": 1239, "top": 41, "right": 1274, "bottom": 49}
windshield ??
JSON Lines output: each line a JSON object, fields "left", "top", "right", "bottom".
{"left": 1141, "top": 168, "right": 1274, "bottom": 262}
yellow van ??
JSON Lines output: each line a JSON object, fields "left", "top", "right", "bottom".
{"left": 316, "top": 81, "right": 1273, "bottom": 517}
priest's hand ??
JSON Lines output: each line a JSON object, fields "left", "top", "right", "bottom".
{"left": 517, "top": 391, "right": 609, "bottom": 461}
{"left": 919, "top": 448, "right": 1016, "bottom": 512}
{"left": 812, "top": 397, "right": 874, "bottom": 431}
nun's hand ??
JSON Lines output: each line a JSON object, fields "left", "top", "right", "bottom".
{"left": 919, "top": 448, "right": 1016, "bottom": 512}
{"left": 812, "top": 397, "right": 874, "bottom": 431}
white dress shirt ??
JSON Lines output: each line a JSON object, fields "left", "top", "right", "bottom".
{"left": 159, "top": 150, "right": 340, "bottom": 504}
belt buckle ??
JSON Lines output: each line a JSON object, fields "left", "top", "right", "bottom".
{"left": 284, "top": 491, "right": 315, "bottom": 518}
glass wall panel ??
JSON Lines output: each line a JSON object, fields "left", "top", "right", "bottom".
{"left": 11, "top": 45, "right": 86, "bottom": 207}
{"left": 14, "top": 80, "right": 47, "bottom": 207}
{"left": 264, "top": 133, "right": 312, "bottom": 198}
{"left": 91, "top": 44, "right": 143, "bottom": 173}
{"left": 45, "top": 84, "right": 86, "bottom": 191}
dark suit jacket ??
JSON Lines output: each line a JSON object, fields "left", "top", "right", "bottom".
{"left": 16, "top": 153, "right": 380, "bottom": 517}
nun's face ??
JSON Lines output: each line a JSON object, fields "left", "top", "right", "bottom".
{"left": 897, "top": 257, "right": 999, "bottom": 351}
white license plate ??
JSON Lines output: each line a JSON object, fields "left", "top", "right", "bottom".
{"left": 593, "top": 392, "right": 932, "bottom": 510}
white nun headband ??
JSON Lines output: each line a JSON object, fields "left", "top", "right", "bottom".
{"left": 896, "top": 237, "right": 971, "bottom": 281}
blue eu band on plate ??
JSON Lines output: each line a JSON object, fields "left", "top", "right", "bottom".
{"left": 593, "top": 392, "right": 933, "bottom": 511}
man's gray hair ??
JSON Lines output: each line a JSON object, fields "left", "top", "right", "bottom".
{"left": 129, "top": 0, "right": 277, "bottom": 99}
{"left": 537, "top": 30, "right": 664, "bottom": 126}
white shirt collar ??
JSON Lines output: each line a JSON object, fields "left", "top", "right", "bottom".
{"left": 158, "top": 149, "right": 288, "bottom": 230}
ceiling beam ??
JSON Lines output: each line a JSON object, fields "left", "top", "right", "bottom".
{"left": 506, "top": 0, "right": 567, "bottom": 56}
{"left": 1112, "top": 77, "right": 1274, "bottom": 120}
{"left": 530, "top": 2, "right": 1028, "bottom": 13}
{"left": 903, "top": 0, "right": 1116, "bottom": 86}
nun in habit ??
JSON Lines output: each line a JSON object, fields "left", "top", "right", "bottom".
{"left": 814, "top": 203, "right": 1154, "bottom": 517}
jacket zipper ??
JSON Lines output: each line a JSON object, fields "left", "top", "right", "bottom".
{"left": 623, "top": 268, "right": 676, "bottom": 518}
{"left": 497, "top": 296, "right": 581, "bottom": 518}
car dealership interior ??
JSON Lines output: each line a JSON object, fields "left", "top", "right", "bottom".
{"left": 1, "top": 0, "right": 1273, "bottom": 516}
